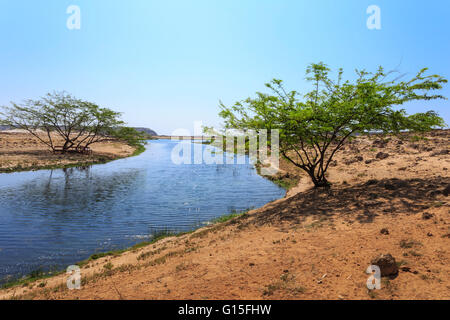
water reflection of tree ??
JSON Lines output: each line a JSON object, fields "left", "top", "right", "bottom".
{"left": 42, "top": 166, "right": 91, "bottom": 204}
{"left": 16, "top": 166, "right": 146, "bottom": 219}
{"left": 0, "top": 166, "right": 147, "bottom": 273}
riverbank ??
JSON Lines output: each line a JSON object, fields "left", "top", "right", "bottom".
{"left": 0, "top": 131, "right": 142, "bottom": 173}
{"left": 0, "top": 130, "right": 449, "bottom": 300}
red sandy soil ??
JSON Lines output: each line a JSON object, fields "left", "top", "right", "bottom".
{"left": 0, "top": 131, "right": 135, "bottom": 172}
{"left": 0, "top": 130, "right": 448, "bottom": 300}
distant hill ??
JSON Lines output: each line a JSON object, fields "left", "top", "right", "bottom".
{"left": 0, "top": 125, "right": 12, "bottom": 131}
{"left": 133, "top": 127, "right": 158, "bottom": 136}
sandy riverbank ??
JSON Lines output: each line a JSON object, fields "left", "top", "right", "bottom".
{"left": 0, "top": 130, "right": 449, "bottom": 300}
{"left": 0, "top": 131, "right": 138, "bottom": 173}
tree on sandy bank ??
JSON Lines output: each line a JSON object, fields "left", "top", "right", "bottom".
{"left": 219, "top": 63, "right": 447, "bottom": 187}
{"left": 0, "top": 92, "right": 146, "bottom": 153}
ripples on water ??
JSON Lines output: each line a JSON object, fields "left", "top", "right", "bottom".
{"left": 0, "top": 140, "right": 285, "bottom": 283}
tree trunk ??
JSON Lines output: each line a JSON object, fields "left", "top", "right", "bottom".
{"left": 62, "top": 139, "right": 74, "bottom": 153}
{"left": 313, "top": 178, "right": 330, "bottom": 188}
{"left": 308, "top": 168, "right": 330, "bottom": 188}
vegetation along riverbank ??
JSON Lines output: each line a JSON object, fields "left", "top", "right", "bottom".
{"left": 0, "top": 64, "right": 448, "bottom": 300}
{"left": 1, "top": 129, "right": 448, "bottom": 300}
{"left": 0, "top": 92, "right": 153, "bottom": 173}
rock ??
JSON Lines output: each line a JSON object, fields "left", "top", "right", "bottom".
{"left": 370, "top": 254, "right": 398, "bottom": 277}
{"left": 431, "top": 149, "right": 449, "bottom": 156}
{"left": 427, "top": 232, "right": 433, "bottom": 237}
{"left": 376, "top": 152, "right": 389, "bottom": 160}
{"left": 428, "top": 190, "right": 442, "bottom": 197}
{"left": 343, "top": 159, "right": 353, "bottom": 165}
{"left": 422, "top": 212, "right": 434, "bottom": 220}
{"left": 329, "top": 160, "right": 338, "bottom": 167}
{"left": 372, "top": 139, "right": 381, "bottom": 145}
{"left": 443, "top": 185, "right": 450, "bottom": 197}
{"left": 400, "top": 267, "right": 419, "bottom": 275}
{"left": 365, "top": 179, "right": 378, "bottom": 186}
{"left": 365, "top": 159, "right": 374, "bottom": 164}
{"left": 344, "top": 156, "right": 363, "bottom": 165}
{"left": 372, "top": 139, "right": 387, "bottom": 148}
{"left": 384, "top": 183, "right": 397, "bottom": 190}
{"left": 383, "top": 179, "right": 408, "bottom": 190}
{"left": 380, "top": 228, "right": 389, "bottom": 235}
{"left": 401, "top": 266, "right": 411, "bottom": 272}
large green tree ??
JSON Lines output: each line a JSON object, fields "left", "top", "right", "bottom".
{"left": 219, "top": 63, "right": 447, "bottom": 187}
{"left": 0, "top": 92, "right": 144, "bottom": 153}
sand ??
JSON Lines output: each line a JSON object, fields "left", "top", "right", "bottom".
{"left": 0, "top": 131, "right": 136, "bottom": 172}
{"left": 0, "top": 130, "right": 448, "bottom": 300}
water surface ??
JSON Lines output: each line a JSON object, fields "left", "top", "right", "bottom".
{"left": 0, "top": 140, "right": 285, "bottom": 283}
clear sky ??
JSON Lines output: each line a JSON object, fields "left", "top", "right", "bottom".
{"left": 0, "top": 0, "right": 449, "bottom": 135}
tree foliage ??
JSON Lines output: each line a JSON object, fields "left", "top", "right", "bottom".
{"left": 219, "top": 63, "right": 447, "bottom": 187}
{"left": 109, "top": 126, "right": 148, "bottom": 147}
{"left": 0, "top": 92, "right": 145, "bottom": 153}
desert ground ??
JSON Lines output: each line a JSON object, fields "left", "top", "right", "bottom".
{"left": 0, "top": 130, "right": 449, "bottom": 300}
{"left": 0, "top": 130, "right": 136, "bottom": 173}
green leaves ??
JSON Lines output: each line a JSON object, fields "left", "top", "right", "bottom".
{"left": 219, "top": 63, "right": 447, "bottom": 187}
{"left": 109, "top": 127, "right": 148, "bottom": 147}
{"left": 0, "top": 92, "right": 130, "bottom": 152}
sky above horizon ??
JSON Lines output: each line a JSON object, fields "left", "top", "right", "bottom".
{"left": 0, "top": 0, "right": 449, "bottom": 135}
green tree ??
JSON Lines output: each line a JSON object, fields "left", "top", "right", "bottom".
{"left": 109, "top": 126, "right": 148, "bottom": 147}
{"left": 0, "top": 92, "right": 143, "bottom": 153}
{"left": 219, "top": 63, "right": 447, "bottom": 187}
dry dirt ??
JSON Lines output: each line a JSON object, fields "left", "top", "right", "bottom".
{"left": 0, "top": 131, "right": 136, "bottom": 172}
{"left": 0, "top": 130, "right": 449, "bottom": 300}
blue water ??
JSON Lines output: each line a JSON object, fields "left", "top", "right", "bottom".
{"left": 0, "top": 139, "right": 285, "bottom": 283}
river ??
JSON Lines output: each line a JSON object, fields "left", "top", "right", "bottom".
{"left": 0, "top": 139, "right": 285, "bottom": 284}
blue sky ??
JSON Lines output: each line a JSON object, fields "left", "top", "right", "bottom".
{"left": 0, "top": 0, "right": 449, "bottom": 135}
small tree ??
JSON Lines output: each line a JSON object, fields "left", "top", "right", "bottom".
{"left": 109, "top": 126, "right": 149, "bottom": 147}
{"left": 219, "top": 63, "right": 447, "bottom": 187}
{"left": 0, "top": 92, "right": 140, "bottom": 153}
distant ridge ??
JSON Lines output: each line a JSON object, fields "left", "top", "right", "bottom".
{"left": 0, "top": 125, "right": 11, "bottom": 131}
{"left": 133, "top": 127, "right": 158, "bottom": 136}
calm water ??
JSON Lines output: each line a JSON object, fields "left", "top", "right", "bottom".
{"left": 0, "top": 139, "right": 284, "bottom": 283}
